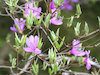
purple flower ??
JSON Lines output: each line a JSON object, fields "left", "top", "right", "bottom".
{"left": 84, "top": 50, "right": 91, "bottom": 70}
{"left": 10, "top": 27, "right": 18, "bottom": 32}
{"left": 70, "top": 39, "right": 85, "bottom": 56}
{"left": 33, "top": 7, "right": 42, "bottom": 19}
{"left": 50, "top": 0, "right": 63, "bottom": 25}
{"left": 24, "top": 3, "right": 41, "bottom": 19}
{"left": 61, "top": 0, "right": 79, "bottom": 10}
{"left": 23, "top": 35, "right": 41, "bottom": 54}
{"left": 71, "top": 0, "right": 79, "bottom": 3}
{"left": 24, "top": 3, "right": 33, "bottom": 17}
{"left": 61, "top": 4, "right": 72, "bottom": 10}
{"left": 50, "top": 16, "right": 63, "bottom": 25}
{"left": 84, "top": 50, "right": 99, "bottom": 70}
{"left": 50, "top": 0, "right": 55, "bottom": 9}
{"left": 10, "top": 18, "right": 26, "bottom": 33}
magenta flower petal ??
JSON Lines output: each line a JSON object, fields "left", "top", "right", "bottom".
{"left": 50, "top": 17, "right": 63, "bottom": 25}
{"left": 24, "top": 3, "right": 34, "bottom": 17}
{"left": 33, "top": 7, "right": 41, "bottom": 19}
{"left": 66, "top": 4, "right": 73, "bottom": 10}
{"left": 34, "top": 36, "right": 39, "bottom": 48}
{"left": 84, "top": 50, "right": 92, "bottom": 70}
{"left": 71, "top": 0, "right": 79, "bottom": 3}
{"left": 26, "top": 37, "right": 33, "bottom": 48}
{"left": 50, "top": 0, "right": 63, "bottom": 25}
{"left": 10, "top": 27, "right": 18, "bottom": 32}
{"left": 70, "top": 39, "right": 85, "bottom": 56}
{"left": 61, "top": 0, "right": 78, "bottom": 10}
{"left": 72, "top": 39, "right": 80, "bottom": 47}
{"left": 24, "top": 2, "right": 42, "bottom": 19}
{"left": 23, "top": 35, "right": 41, "bottom": 54}
{"left": 61, "top": 4, "right": 73, "bottom": 10}
{"left": 23, "top": 48, "right": 33, "bottom": 52}
{"left": 86, "top": 62, "right": 91, "bottom": 70}
{"left": 70, "top": 49, "right": 85, "bottom": 56}
{"left": 50, "top": 0, "right": 55, "bottom": 9}
{"left": 29, "top": 35, "right": 34, "bottom": 45}
{"left": 33, "top": 48, "right": 41, "bottom": 54}
{"left": 11, "top": 18, "right": 25, "bottom": 33}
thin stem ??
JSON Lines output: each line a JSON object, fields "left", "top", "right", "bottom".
{"left": 78, "top": 29, "right": 100, "bottom": 39}
{"left": 40, "top": 26, "right": 58, "bottom": 52}
{"left": 5, "top": 8, "right": 14, "bottom": 20}
{"left": 18, "top": 55, "right": 34, "bottom": 75}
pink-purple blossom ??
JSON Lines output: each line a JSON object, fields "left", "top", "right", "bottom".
{"left": 50, "top": 0, "right": 55, "bottom": 9}
{"left": 23, "top": 35, "right": 41, "bottom": 54}
{"left": 70, "top": 40, "right": 85, "bottom": 56}
{"left": 61, "top": 0, "right": 79, "bottom": 10}
{"left": 10, "top": 18, "right": 26, "bottom": 33}
{"left": 71, "top": 0, "right": 79, "bottom": 3}
{"left": 24, "top": 2, "right": 41, "bottom": 19}
{"left": 84, "top": 50, "right": 92, "bottom": 70}
{"left": 50, "top": 0, "right": 63, "bottom": 25}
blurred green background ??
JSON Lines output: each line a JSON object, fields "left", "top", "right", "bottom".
{"left": 0, "top": 0, "right": 100, "bottom": 74}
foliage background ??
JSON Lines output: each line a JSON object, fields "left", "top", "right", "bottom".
{"left": 0, "top": 0, "right": 100, "bottom": 74}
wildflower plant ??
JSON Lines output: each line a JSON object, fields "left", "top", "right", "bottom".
{"left": 0, "top": 0, "right": 100, "bottom": 75}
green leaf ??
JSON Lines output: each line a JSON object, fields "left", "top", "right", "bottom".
{"left": 54, "top": 0, "right": 64, "bottom": 6}
{"left": 67, "top": 59, "right": 71, "bottom": 65}
{"left": 57, "top": 11, "right": 61, "bottom": 16}
{"left": 33, "top": 1, "right": 39, "bottom": 7}
{"left": 76, "top": 4, "right": 82, "bottom": 18}
{"left": 15, "top": 38, "right": 20, "bottom": 46}
{"left": 98, "top": 16, "right": 100, "bottom": 29}
{"left": 67, "top": 16, "right": 74, "bottom": 27}
{"left": 32, "top": 61, "right": 39, "bottom": 75}
{"left": 33, "top": 16, "right": 39, "bottom": 25}
{"left": 12, "top": 58, "right": 16, "bottom": 68}
{"left": 9, "top": 54, "right": 13, "bottom": 63}
{"left": 62, "top": 55, "right": 66, "bottom": 65}
{"left": 50, "top": 31, "right": 56, "bottom": 41}
{"left": 44, "top": 13, "right": 51, "bottom": 28}
{"left": 78, "top": 56, "right": 83, "bottom": 64}
{"left": 74, "top": 22, "right": 81, "bottom": 36}
{"left": 59, "top": 36, "right": 65, "bottom": 49}
{"left": 84, "top": 22, "right": 89, "bottom": 35}
{"left": 38, "top": 14, "right": 43, "bottom": 25}
{"left": 26, "top": 12, "right": 34, "bottom": 29}
{"left": 15, "top": 33, "right": 21, "bottom": 43}
{"left": 51, "top": 63, "right": 61, "bottom": 74}
{"left": 56, "top": 28, "right": 60, "bottom": 40}
{"left": 37, "top": 38, "right": 43, "bottom": 49}
{"left": 48, "top": 48, "right": 57, "bottom": 63}
{"left": 48, "top": 68, "right": 53, "bottom": 75}
{"left": 54, "top": 41, "right": 60, "bottom": 50}
{"left": 13, "top": 0, "right": 19, "bottom": 6}
{"left": 21, "top": 35, "right": 27, "bottom": 45}
{"left": 15, "top": 24, "right": 20, "bottom": 32}
{"left": 42, "top": 62, "right": 47, "bottom": 70}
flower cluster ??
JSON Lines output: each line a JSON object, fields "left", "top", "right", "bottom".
{"left": 24, "top": 2, "right": 41, "bottom": 19}
{"left": 10, "top": 18, "right": 26, "bottom": 34}
{"left": 70, "top": 40, "right": 85, "bottom": 56}
{"left": 8, "top": 0, "right": 99, "bottom": 73}
{"left": 70, "top": 39, "right": 96, "bottom": 70}
{"left": 50, "top": 0, "right": 63, "bottom": 25}
{"left": 10, "top": 2, "right": 42, "bottom": 54}
{"left": 23, "top": 35, "right": 41, "bottom": 54}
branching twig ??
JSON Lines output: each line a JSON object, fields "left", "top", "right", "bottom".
{"left": 17, "top": 55, "right": 34, "bottom": 75}
{"left": 40, "top": 26, "right": 58, "bottom": 52}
